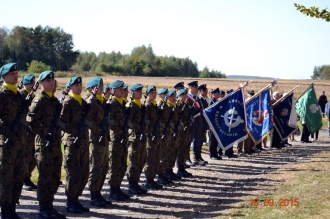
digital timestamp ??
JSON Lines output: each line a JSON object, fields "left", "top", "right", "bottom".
{"left": 250, "top": 198, "right": 299, "bottom": 207}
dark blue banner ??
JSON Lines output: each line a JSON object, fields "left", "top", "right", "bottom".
{"left": 203, "top": 88, "right": 247, "bottom": 151}
{"left": 273, "top": 93, "right": 297, "bottom": 140}
{"left": 245, "top": 89, "right": 273, "bottom": 144}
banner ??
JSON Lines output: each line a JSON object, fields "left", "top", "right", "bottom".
{"left": 203, "top": 88, "right": 247, "bottom": 151}
{"left": 273, "top": 93, "right": 297, "bottom": 140}
{"left": 245, "top": 89, "right": 273, "bottom": 144}
{"left": 295, "top": 84, "right": 322, "bottom": 133}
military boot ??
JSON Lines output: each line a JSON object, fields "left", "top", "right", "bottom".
{"left": 157, "top": 173, "right": 170, "bottom": 185}
{"left": 177, "top": 166, "right": 193, "bottom": 178}
{"left": 39, "top": 202, "right": 58, "bottom": 219}
{"left": 23, "top": 177, "right": 37, "bottom": 191}
{"left": 117, "top": 186, "right": 131, "bottom": 200}
{"left": 96, "top": 192, "right": 112, "bottom": 205}
{"left": 49, "top": 198, "right": 66, "bottom": 218}
{"left": 66, "top": 197, "right": 82, "bottom": 214}
{"left": 10, "top": 203, "right": 21, "bottom": 219}
{"left": 2, "top": 205, "right": 14, "bottom": 219}
{"left": 128, "top": 180, "right": 142, "bottom": 195}
{"left": 109, "top": 186, "right": 125, "bottom": 201}
{"left": 74, "top": 197, "right": 90, "bottom": 212}
{"left": 90, "top": 191, "right": 106, "bottom": 207}
{"left": 165, "top": 169, "right": 181, "bottom": 181}
{"left": 135, "top": 181, "right": 147, "bottom": 194}
{"left": 145, "top": 178, "right": 163, "bottom": 189}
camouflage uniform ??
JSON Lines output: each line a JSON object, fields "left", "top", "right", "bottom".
{"left": 0, "top": 86, "right": 26, "bottom": 207}
{"left": 20, "top": 89, "right": 37, "bottom": 180}
{"left": 144, "top": 99, "right": 159, "bottom": 180}
{"left": 28, "top": 92, "right": 62, "bottom": 204}
{"left": 60, "top": 95, "right": 89, "bottom": 202}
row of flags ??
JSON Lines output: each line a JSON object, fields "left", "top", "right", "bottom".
{"left": 203, "top": 82, "right": 322, "bottom": 151}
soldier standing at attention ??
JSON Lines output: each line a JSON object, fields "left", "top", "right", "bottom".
{"left": 28, "top": 70, "right": 65, "bottom": 218}
{"left": 19, "top": 74, "right": 39, "bottom": 191}
{"left": 86, "top": 77, "right": 111, "bottom": 207}
{"left": 0, "top": 63, "right": 26, "bottom": 218}
{"left": 143, "top": 85, "right": 163, "bottom": 189}
{"left": 126, "top": 83, "right": 148, "bottom": 195}
{"left": 60, "top": 76, "right": 90, "bottom": 214}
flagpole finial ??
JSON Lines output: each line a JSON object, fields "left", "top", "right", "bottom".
{"left": 271, "top": 78, "right": 279, "bottom": 87}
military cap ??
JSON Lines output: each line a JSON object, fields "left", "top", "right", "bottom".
{"left": 158, "top": 88, "right": 168, "bottom": 95}
{"left": 0, "top": 63, "right": 17, "bottom": 76}
{"left": 146, "top": 85, "right": 156, "bottom": 93}
{"left": 66, "top": 76, "right": 82, "bottom": 87}
{"left": 247, "top": 90, "right": 255, "bottom": 96}
{"left": 227, "top": 89, "right": 234, "bottom": 94}
{"left": 220, "top": 90, "right": 225, "bottom": 95}
{"left": 174, "top": 82, "right": 184, "bottom": 89}
{"left": 123, "top": 84, "right": 128, "bottom": 90}
{"left": 168, "top": 89, "right": 176, "bottom": 96}
{"left": 187, "top": 81, "right": 198, "bottom": 87}
{"left": 0, "top": 77, "right": 3, "bottom": 83}
{"left": 198, "top": 84, "right": 207, "bottom": 90}
{"left": 177, "top": 88, "right": 187, "bottom": 96}
{"left": 87, "top": 77, "right": 103, "bottom": 88}
{"left": 129, "top": 83, "right": 143, "bottom": 91}
{"left": 22, "top": 74, "right": 35, "bottom": 85}
{"left": 211, "top": 87, "right": 220, "bottom": 94}
{"left": 38, "top": 70, "right": 54, "bottom": 81}
{"left": 109, "top": 80, "right": 124, "bottom": 89}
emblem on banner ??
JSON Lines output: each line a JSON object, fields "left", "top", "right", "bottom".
{"left": 252, "top": 110, "right": 269, "bottom": 126}
{"left": 221, "top": 107, "right": 244, "bottom": 132}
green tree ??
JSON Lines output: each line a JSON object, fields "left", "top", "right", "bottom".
{"left": 319, "top": 65, "right": 330, "bottom": 79}
{"left": 27, "top": 60, "right": 51, "bottom": 73}
{"left": 294, "top": 3, "right": 330, "bottom": 22}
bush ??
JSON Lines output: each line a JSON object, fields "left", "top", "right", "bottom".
{"left": 26, "top": 60, "right": 51, "bottom": 73}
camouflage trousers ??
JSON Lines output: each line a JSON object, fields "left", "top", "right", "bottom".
{"left": 127, "top": 136, "right": 146, "bottom": 181}
{"left": 144, "top": 133, "right": 160, "bottom": 180}
{"left": 0, "top": 135, "right": 25, "bottom": 205}
{"left": 63, "top": 135, "right": 89, "bottom": 199}
{"left": 88, "top": 141, "right": 109, "bottom": 192}
{"left": 35, "top": 141, "right": 62, "bottom": 203}
{"left": 108, "top": 134, "right": 128, "bottom": 187}
{"left": 24, "top": 131, "right": 37, "bottom": 178}
{"left": 157, "top": 130, "right": 171, "bottom": 174}
{"left": 177, "top": 128, "right": 191, "bottom": 167}
{"left": 166, "top": 130, "right": 180, "bottom": 170}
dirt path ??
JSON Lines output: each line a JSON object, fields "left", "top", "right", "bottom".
{"left": 17, "top": 129, "right": 330, "bottom": 219}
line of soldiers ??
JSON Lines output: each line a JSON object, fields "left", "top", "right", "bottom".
{"left": 1, "top": 62, "right": 236, "bottom": 219}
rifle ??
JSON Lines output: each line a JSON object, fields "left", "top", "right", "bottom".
{"left": 4, "top": 81, "right": 40, "bottom": 144}
{"left": 161, "top": 98, "right": 179, "bottom": 139}
{"left": 99, "top": 93, "right": 113, "bottom": 143}
{"left": 73, "top": 83, "right": 100, "bottom": 144}
{"left": 173, "top": 99, "right": 187, "bottom": 138}
{"left": 151, "top": 96, "right": 167, "bottom": 141}
{"left": 45, "top": 86, "right": 70, "bottom": 148}
{"left": 139, "top": 94, "right": 147, "bottom": 141}
{"left": 120, "top": 92, "right": 134, "bottom": 145}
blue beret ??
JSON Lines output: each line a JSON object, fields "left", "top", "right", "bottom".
{"left": 0, "top": 77, "right": 3, "bottom": 83}
{"left": 103, "top": 84, "right": 110, "bottom": 92}
{"left": 168, "top": 89, "right": 176, "bottom": 96}
{"left": 123, "top": 84, "right": 128, "bottom": 90}
{"left": 109, "top": 80, "right": 124, "bottom": 89}
{"left": 198, "top": 84, "right": 207, "bottom": 90}
{"left": 0, "top": 63, "right": 17, "bottom": 76}
{"left": 174, "top": 82, "right": 184, "bottom": 89}
{"left": 177, "top": 88, "right": 187, "bottom": 96}
{"left": 66, "top": 76, "right": 82, "bottom": 87}
{"left": 187, "top": 81, "right": 198, "bottom": 87}
{"left": 227, "top": 89, "right": 233, "bottom": 94}
{"left": 129, "top": 83, "right": 143, "bottom": 91}
{"left": 158, "top": 88, "right": 168, "bottom": 95}
{"left": 211, "top": 88, "right": 220, "bottom": 94}
{"left": 220, "top": 90, "right": 225, "bottom": 95}
{"left": 248, "top": 90, "right": 255, "bottom": 95}
{"left": 38, "top": 70, "right": 54, "bottom": 81}
{"left": 22, "top": 74, "right": 35, "bottom": 85}
{"left": 86, "top": 77, "right": 103, "bottom": 89}
{"left": 146, "top": 85, "right": 156, "bottom": 93}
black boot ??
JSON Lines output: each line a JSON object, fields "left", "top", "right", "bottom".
{"left": 109, "top": 186, "right": 125, "bottom": 201}
{"left": 66, "top": 197, "right": 82, "bottom": 214}
{"left": 117, "top": 186, "right": 131, "bottom": 200}
{"left": 23, "top": 177, "right": 37, "bottom": 191}
{"left": 177, "top": 166, "right": 193, "bottom": 178}
{"left": 165, "top": 169, "right": 181, "bottom": 181}
{"left": 135, "top": 181, "right": 147, "bottom": 194}
{"left": 128, "top": 180, "right": 142, "bottom": 195}
{"left": 2, "top": 205, "right": 14, "bottom": 219}
{"left": 145, "top": 179, "right": 163, "bottom": 189}
{"left": 90, "top": 191, "right": 106, "bottom": 207}
{"left": 39, "top": 201, "right": 57, "bottom": 219}
{"left": 10, "top": 203, "right": 21, "bottom": 219}
{"left": 157, "top": 173, "right": 169, "bottom": 185}
{"left": 96, "top": 192, "right": 112, "bottom": 205}
{"left": 74, "top": 197, "right": 90, "bottom": 212}
{"left": 49, "top": 198, "right": 66, "bottom": 218}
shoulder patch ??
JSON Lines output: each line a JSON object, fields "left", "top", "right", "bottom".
{"left": 34, "top": 99, "right": 39, "bottom": 103}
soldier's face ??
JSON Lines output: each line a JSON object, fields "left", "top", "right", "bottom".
{"left": 213, "top": 93, "right": 220, "bottom": 99}
{"left": 190, "top": 86, "right": 198, "bottom": 94}
{"left": 180, "top": 93, "right": 187, "bottom": 101}
{"left": 200, "top": 89, "right": 208, "bottom": 97}
{"left": 2, "top": 71, "right": 18, "bottom": 84}
{"left": 114, "top": 87, "right": 124, "bottom": 98}
{"left": 123, "top": 89, "right": 128, "bottom": 98}
{"left": 97, "top": 84, "right": 104, "bottom": 95}
{"left": 40, "top": 78, "right": 55, "bottom": 92}
{"left": 158, "top": 93, "right": 167, "bottom": 100}
{"left": 168, "top": 95, "right": 176, "bottom": 102}
{"left": 132, "top": 90, "right": 142, "bottom": 99}
{"left": 147, "top": 90, "right": 157, "bottom": 101}
{"left": 24, "top": 81, "right": 35, "bottom": 90}
{"left": 104, "top": 89, "right": 111, "bottom": 98}
{"left": 70, "top": 83, "right": 82, "bottom": 95}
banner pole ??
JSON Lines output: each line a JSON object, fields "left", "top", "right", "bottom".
{"left": 245, "top": 78, "right": 278, "bottom": 104}
{"left": 294, "top": 81, "right": 314, "bottom": 103}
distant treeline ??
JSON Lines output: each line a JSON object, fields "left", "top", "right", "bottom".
{"left": 0, "top": 25, "right": 226, "bottom": 78}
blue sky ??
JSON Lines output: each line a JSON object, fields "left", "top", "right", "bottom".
{"left": 1, "top": 0, "right": 329, "bottom": 79}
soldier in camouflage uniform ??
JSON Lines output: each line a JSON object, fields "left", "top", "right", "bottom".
{"left": 18, "top": 74, "right": 39, "bottom": 191}
{"left": 126, "top": 83, "right": 148, "bottom": 195}
{"left": 60, "top": 76, "right": 90, "bottom": 214}
{"left": 103, "top": 84, "right": 111, "bottom": 101}
{"left": 108, "top": 80, "right": 131, "bottom": 201}
{"left": 86, "top": 77, "right": 111, "bottom": 207}
{"left": 0, "top": 63, "right": 26, "bottom": 218}
{"left": 28, "top": 70, "right": 65, "bottom": 218}
{"left": 175, "top": 88, "right": 193, "bottom": 177}
{"left": 143, "top": 85, "right": 163, "bottom": 189}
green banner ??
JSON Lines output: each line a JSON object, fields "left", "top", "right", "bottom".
{"left": 295, "top": 84, "right": 322, "bottom": 134}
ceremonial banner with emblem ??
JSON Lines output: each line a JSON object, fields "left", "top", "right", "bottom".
{"left": 245, "top": 89, "right": 273, "bottom": 144}
{"left": 203, "top": 88, "right": 247, "bottom": 151}
{"left": 273, "top": 93, "right": 297, "bottom": 140}
{"left": 295, "top": 84, "right": 322, "bottom": 133}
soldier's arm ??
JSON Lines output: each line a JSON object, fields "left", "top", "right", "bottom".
{"left": 110, "top": 101, "right": 122, "bottom": 133}
{"left": 60, "top": 99, "right": 74, "bottom": 134}
{"left": 130, "top": 105, "right": 141, "bottom": 133}
{"left": 28, "top": 97, "right": 45, "bottom": 135}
